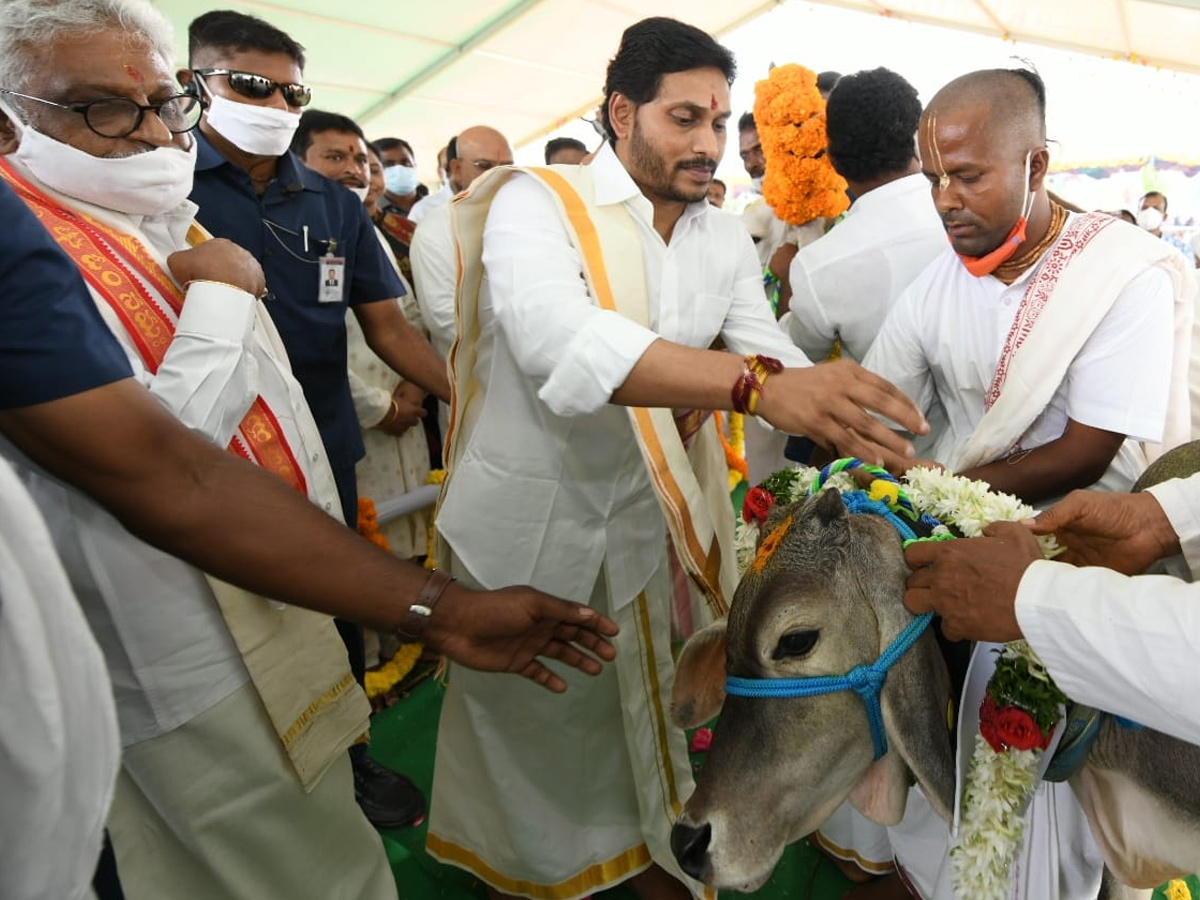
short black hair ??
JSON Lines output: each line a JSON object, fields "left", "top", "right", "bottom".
{"left": 600, "top": 17, "right": 736, "bottom": 144}
{"left": 374, "top": 137, "right": 414, "bottom": 158}
{"left": 445, "top": 136, "right": 458, "bottom": 162}
{"left": 816, "top": 71, "right": 842, "bottom": 94}
{"left": 1141, "top": 190, "right": 1169, "bottom": 213}
{"left": 291, "top": 109, "right": 364, "bottom": 157}
{"left": 544, "top": 136, "right": 588, "bottom": 163}
{"left": 826, "top": 67, "right": 921, "bottom": 183}
{"left": 188, "top": 9, "right": 306, "bottom": 69}
{"left": 711, "top": 178, "right": 726, "bottom": 191}
{"left": 738, "top": 111, "right": 756, "bottom": 134}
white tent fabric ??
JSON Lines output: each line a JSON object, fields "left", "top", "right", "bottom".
{"left": 155, "top": 0, "right": 1200, "bottom": 177}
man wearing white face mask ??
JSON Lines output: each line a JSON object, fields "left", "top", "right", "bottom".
{"left": 862, "top": 66, "right": 1192, "bottom": 900}
{"left": 0, "top": 0, "right": 401, "bottom": 897}
{"left": 180, "top": 8, "right": 453, "bottom": 828}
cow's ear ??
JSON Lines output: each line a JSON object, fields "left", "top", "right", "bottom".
{"left": 877, "top": 614, "right": 956, "bottom": 822}
{"left": 861, "top": 562, "right": 956, "bottom": 823}
{"left": 671, "top": 618, "right": 727, "bottom": 728}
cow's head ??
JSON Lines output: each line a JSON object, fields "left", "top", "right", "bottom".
{"left": 669, "top": 488, "right": 956, "bottom": 890}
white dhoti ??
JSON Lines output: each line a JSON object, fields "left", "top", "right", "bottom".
{"left": 108, "top": 683, "right": 396, "bottom": 900}
{"left": 428, "top": 557, "right": 710, "bottom": 900}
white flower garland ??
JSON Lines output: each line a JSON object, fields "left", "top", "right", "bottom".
{"left": 736, "top": 465, "right": 1064, "bottom": 899}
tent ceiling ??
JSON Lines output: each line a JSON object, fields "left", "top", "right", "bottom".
{"left": 155, "top": 0, "right": 1200, "bottom": 176}
{"left": 155, "top": 0, "right": 774, "bottom": 175}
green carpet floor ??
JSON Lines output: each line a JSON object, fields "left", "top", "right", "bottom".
{"left": 366, "top": 673, "right": 1197, "bottom": 900}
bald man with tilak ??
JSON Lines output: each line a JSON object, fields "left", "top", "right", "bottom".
{"left": 860, "top": 67, "right": 1194, "bottom": 900}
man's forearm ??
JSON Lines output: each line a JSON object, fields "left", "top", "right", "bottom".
{"left": 366, "top": 311, "right": 451, "bottom": 402}
{"left": 610, "top": 339, "right": 744, "bottom": 409}
{"left": 0, "top": 383, "right": 433, "bottom": 633}
{"left": 960, "top": 423, "right": 1124, "bottom": 504}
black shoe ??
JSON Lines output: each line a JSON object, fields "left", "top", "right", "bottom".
{"left": 351, "top": 753, "right": 426, "bottom": 829}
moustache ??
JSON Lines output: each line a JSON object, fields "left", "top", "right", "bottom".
{"left": 676, "top": 157, "right": 717, "bottom": 173}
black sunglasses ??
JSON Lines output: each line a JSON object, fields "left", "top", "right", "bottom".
{"left": 194, "top": 69, "right": 312, "bottom": 108}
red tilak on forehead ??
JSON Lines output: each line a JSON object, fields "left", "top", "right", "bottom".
{"left": 710, "top": 93, "right": 718, "bottom": 110}
{"left": 124, "top": 65, "right": 143, "bottom": 82}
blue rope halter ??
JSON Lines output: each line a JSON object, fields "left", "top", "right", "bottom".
{"left": 723, "top": 459, "right": 943, "bottom": 760}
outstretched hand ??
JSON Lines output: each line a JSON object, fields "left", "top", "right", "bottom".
{"left": 903, "top": 522, "right": 1044, "bottom": 642}
{"left": 757, "top": 359, "right": 928, "bottom": 474}
{"left": 424, "top": 583, "right": 619, "bottom": 693}
{"left": 1028, "top": 489, "right": 1179, "bottom": 575}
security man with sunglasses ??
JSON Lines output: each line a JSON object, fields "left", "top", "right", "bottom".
{"left": 178, "top": 9, "right": 450, "bottom": 834}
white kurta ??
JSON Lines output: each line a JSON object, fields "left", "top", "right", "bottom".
{"left": 429, "top": 144, "right": 809, "bottom": 899}
{"left": 1017, "top": 471, "right": 1200, "bottom": 746}
{"left": 864, "top": 222, "right": 1175, "bottom": 494}
{"left": 0, "top": 456, "right": 119, "bottom": 900}
{"left": 784, "top": 173, "right": 947, "bottom": 363}
{"left": 407, "top": 181, "right": 453, "bottom": 224}
{"left": 0, "top": 166, "right": 392, "bottom": 900}
{"left": 409, "top": 202, "right": 457, "bottom": 437}
{"left": 0, "top": 168, "right": 341, "bottom": 746}
{"left": 862, "top": 217, "right": 1178, "bottom": 900}
{"left": 348, "top": 229, "right": 432, "bottom": 558}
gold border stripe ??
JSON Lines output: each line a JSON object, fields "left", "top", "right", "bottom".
{"left": 426, "top": 833, "right": 651, "bottom": 899}
{"left": 810, "top": 830, "right": 896, "bottom": 876}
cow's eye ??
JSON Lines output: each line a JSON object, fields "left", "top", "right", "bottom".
{"left": 773, "top": 630, "right": 819, "bottom": 659}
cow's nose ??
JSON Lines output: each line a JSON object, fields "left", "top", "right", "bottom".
{"left": 670, "top": 820, "right": 712, "bottom": 880}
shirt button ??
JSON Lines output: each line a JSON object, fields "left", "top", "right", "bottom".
{"left": 324, "top": 502, "right": 332, "bottom": 510}
{"left": 311, "top": 453, "right": 320, "bottom": 462}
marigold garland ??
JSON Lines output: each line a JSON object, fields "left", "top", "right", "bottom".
{"left": 713, "top": 411, "right": 749, "bottom": 491}
{"left": 753, "top": 64, "right": 849, "bottom": 226}
{"left": 356, "top": 495, "right": 424, "bottom": 697}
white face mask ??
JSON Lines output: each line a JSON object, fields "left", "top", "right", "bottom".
{"left": 348, "top": 184, "right": 368, "bottom": 202}
{"left": 384, "top": 163, "right": 420, "bottom": 197}
{"left": 1, "top": 97, "right": 196, "bottom": 216}
{"left": 1137, "top": 206, "right": 1165, "bottom": 231}
{"left": 202, "top": 88, "right": 300, "bottom": 158}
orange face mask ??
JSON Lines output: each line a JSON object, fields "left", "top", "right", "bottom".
{"left": 954, "top": 151, "right": 1035, "bottom": 278}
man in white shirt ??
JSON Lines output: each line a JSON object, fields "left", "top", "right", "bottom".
{"left": 860, "top": 66, "right": 1193, "bottom": 900}
{"left": 411, "top": 124, "right": 514, "bottom": 363}
{"left": 784, "top": 67, "right": 946, "bottom": 364}
{"left": 864, "top": 68, "right": 1190, "bottom": 506}
{"left": 427, "top": 16, "right": 928, "bottom": 900}
{"left": 406, "top": 142, "right": 454, "bottom": 224}
{"left": 0, "top": 3, "right": 621, "bottom": 897}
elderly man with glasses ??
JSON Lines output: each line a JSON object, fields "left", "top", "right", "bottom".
{"left": 178, "top": 8, "right": 454, "bottom": 831}
{"left": 0, "top": 4, "right": 622, "bottom": 899}
{"left": 0, "top": 0, "right": 406, "bottom": 896}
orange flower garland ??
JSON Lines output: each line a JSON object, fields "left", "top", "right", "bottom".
{"left": 753, "top": 64, "right": 849, "bottom": 226}
{"left": 357, "top": 496, "right": 424, "bottom": 700}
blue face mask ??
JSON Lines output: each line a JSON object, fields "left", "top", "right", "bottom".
{"left": 383, "top": 164, "right": 420, "bottom": 197}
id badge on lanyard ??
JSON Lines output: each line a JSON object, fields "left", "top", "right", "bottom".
{"left": 318, "top": 254, "right": 346, "bottom": 303}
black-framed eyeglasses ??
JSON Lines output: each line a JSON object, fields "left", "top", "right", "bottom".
{"left": 193, "top": 69, "right": 312, "bottom": 108}
{"left": 0, "top": 88, "right": 201, "bottom": 139}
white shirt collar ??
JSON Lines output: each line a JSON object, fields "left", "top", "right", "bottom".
{"left": 843, "top": 171, "right": 928, "bottom": 219}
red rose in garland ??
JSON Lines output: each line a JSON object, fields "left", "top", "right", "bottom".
{"left": 979, "top": 693, "right": 1004, "bottom": 753}
{"left": 742, "top": 486, "right": 776, "bottom": 524}
{"left": 994, "top": 705, "right": 1044, "bottom": 751}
